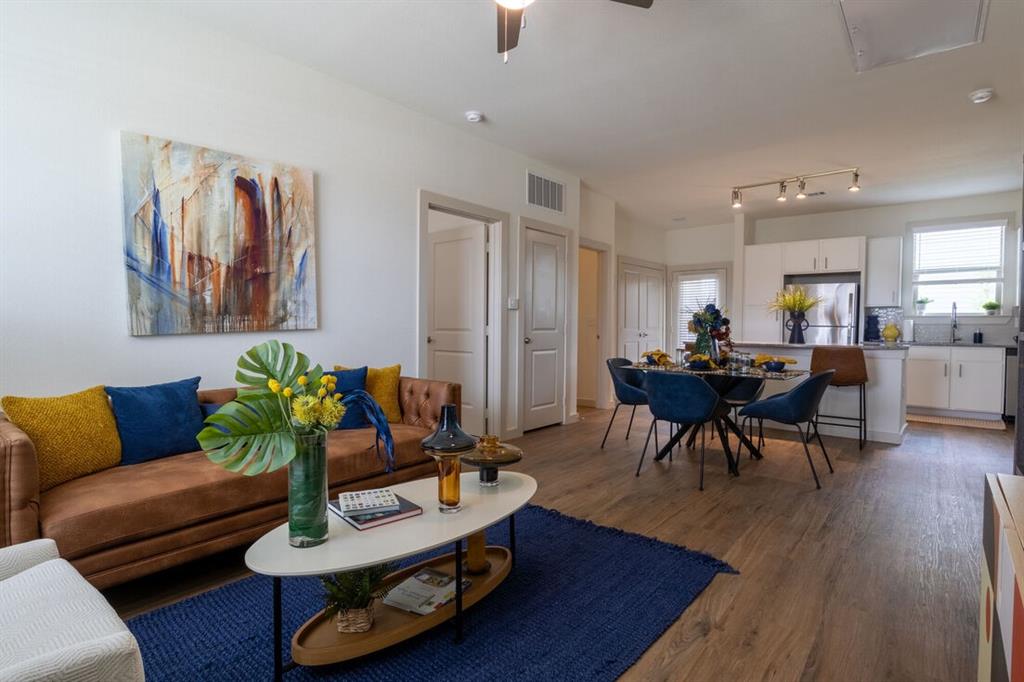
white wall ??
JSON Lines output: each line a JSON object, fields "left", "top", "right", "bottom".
{"left": 0, "top": 0, "right": 581, "bottom": 430}
{"left": 664, "top": 223, "right": 734, "bottom": 266}
{"left": 754, "top": 190, "right": 1021, "bottom": 244}
{"left": 580, "top": 185, "right": 616, "bottom": 246}
{"left": 614, "top": 210, "right": 666, "bottom": 264}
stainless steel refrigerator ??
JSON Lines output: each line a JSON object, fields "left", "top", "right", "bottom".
{"left": 783, "top": 283, "right": 859, "bottom": 345}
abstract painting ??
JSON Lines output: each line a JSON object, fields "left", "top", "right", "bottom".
{"left": 120, "top": 132, "right": 317, "bottom": 336}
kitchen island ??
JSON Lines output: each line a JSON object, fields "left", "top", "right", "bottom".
{"left": 729, "top": 342, "right": 908, "bottom": 444}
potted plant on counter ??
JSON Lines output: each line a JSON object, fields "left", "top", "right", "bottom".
{"left": 768, "top": 287, "right": 821, "bottom": 344}
{"left": 321, "top": 563, "right": 397, "bottom": 633}
{"left": 914, "top": 297, "right": 933, "bottom": 315}
{"left": 983, "top": 300, "right": 1001, "bottom": 316}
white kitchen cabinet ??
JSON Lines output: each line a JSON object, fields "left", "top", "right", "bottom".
{"left": 949, "top": 347, "right": 1005, "bottom": 414}
{"left": 782, "top": 240, "right": 820, "bottom": 274}
{"left": 743, "top": 243, "right": 783, "bottom": 302}
{"left": 866, "top": 236, "right": 903, "bottom": 307}
{"left": 907, "top": 345, "right": 1005, "bottom": 414}
{"left": 781, "top": 237, "right": 865, "bottom": 274}
{"left": 907, "top": 346, "right": 951, "bottom": 408}
{"left": 820, "top": 237, "right": 864, "bottom": 272}
{"left": 743, "top": 305, "right": 782, "bottom": 343}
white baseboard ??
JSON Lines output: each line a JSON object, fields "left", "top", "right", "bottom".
{"left": 908, "top": 407, "right": 1004, "bottom": 422}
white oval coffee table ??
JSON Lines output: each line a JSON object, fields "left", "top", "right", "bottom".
{"left": 246, "top": 471, "right": 537, "bottom": 680}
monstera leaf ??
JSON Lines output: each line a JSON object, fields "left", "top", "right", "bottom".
{"left": 198, "top": 393, "right": 296, "bottom": 475}
{"left": 235, "top": 339, "right": 323, "bottom": 393}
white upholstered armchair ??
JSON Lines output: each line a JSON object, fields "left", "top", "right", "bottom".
{"left": 0, "top": 539, "right": 144, "bottom": 682}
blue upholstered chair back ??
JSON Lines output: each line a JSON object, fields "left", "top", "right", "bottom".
{"left": 723, "top": 377, "right": 766, "bottom": 405}
{"left": 740, "top": 370, "right": 835, "bottom": 425}
{"left": 643, "top": 371, "right": 721, "bottom": 425}
{"left": 607, "top": 358, "right": 647, "bottom": 405}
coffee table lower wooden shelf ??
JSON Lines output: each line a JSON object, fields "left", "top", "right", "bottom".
{"left": 292, "top": 545, "right": 511, "bottom": 666}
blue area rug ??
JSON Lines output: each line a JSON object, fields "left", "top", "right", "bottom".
{"left": 128, "top": 505, "right": 735, "bottom": 681}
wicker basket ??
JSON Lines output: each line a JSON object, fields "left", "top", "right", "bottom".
{"left": 336, "top": 604, "right": 375, "bottom": 633}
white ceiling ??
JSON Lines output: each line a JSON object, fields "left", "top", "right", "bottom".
{"left": 165, "top": 0, "right": 1023, "bottom": 229}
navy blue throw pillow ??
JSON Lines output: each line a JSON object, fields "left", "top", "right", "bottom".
{"left": 105, "top": 377, "right": 205, "bottom": 464}
{"left": 199, "top": 402, "right": 222, "bottom": 418}
{"left": 323, "top": 367, "right": 369, "bottom": 429}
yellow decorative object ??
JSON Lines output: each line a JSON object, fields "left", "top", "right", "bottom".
{"left": 753, "top": 354, "right": 798, "bottom": 366}
{"left": 334, "top": 364, "right": 403, "bottom": 423}
{"left": 1, "top": 386, "right": 121, "bottom": 491}
{"left": 881, "top": 323, "right": 902, "bottom": 343}
{"left": 640, "top": 349, "right": 674, "bottom": 367}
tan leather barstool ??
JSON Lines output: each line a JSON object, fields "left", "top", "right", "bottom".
{"left": 810, "top": 347, "right": 868, "bottom": 449}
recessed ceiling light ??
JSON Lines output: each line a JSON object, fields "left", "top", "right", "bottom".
{"left": 969, "top": 88, "right": 994, "bottom": 104}
{"left": 464, "top": 110, "right": 485, "bottom": 123}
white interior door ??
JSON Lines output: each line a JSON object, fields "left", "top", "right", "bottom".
{"left": 523, "top": 227, "right": 566, "bottom": 431}
{"left": 618, "top": 262, "right": 665, "bottom": 361}
{"left": 426, "top": 225, "right": 487, "bottom": 435}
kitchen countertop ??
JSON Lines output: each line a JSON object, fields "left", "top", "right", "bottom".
{"left": 729, "top": 341, "right": 907, "bottom": 351}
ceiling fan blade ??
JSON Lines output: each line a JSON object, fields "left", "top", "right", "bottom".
{"left": 610, "top": 0, "right": 653, "bottom": 7}
{"left": 497, "top": 5, "right": 523, "bottom": 54}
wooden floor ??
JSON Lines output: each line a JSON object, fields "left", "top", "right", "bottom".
{"left": 106, "top": 407, "right": 1014, "bottom": 681}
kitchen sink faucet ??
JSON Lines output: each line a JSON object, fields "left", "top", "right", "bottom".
{"left": 950, "top": 301, "right": 961, "bottom": 344}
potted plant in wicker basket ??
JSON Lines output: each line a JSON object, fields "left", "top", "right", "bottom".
{"left": 321, "top": 563, "right": 397, "bottom": 633}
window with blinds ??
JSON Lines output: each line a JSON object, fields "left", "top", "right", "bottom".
{"left": 911, "top": 220, "right": 1006, "bottom": 314}
{"left": 675, "top": 271, "right": 723, "bottom": 346}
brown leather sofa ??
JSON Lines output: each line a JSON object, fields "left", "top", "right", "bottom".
{"left": 0, "top": 376, "right": 459, "bottom": 589}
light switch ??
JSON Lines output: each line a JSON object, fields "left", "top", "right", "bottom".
{"left": 507, "top": 297, "right": 519, "bottom": 310}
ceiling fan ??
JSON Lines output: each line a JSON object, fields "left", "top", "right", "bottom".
{"left": 496, "top": 0, "right": 653, "bottom": 62}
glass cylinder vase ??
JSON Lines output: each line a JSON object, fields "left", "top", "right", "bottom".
{"left": 288, "top": 432, "right": 328, "bottom": 548}
{"left": 434, "top": 455, "right": 462, "bottom": 513}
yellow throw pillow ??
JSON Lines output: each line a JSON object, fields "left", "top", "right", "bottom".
{"left": 1, "top": 386, "right": 122, "bottom": 491}
{"left": 333, "top": 364, "right": 403, "bottom": 423}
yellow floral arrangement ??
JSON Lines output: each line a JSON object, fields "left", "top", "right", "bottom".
{"left": 768, "top": 287, "right": 821, "bottom": 314}
{"left": 271, "top": 373, "right": 347, "bottom": 430}
{"left": 641, "top": 348, "right": 674, "bottom": 367}
{"left": 688, "top": 353, "right": 720, "bottom": 369}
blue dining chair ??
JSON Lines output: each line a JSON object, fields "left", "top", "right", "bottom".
{"left": 723, "top": 378, "right": 766, "bottom": 452}
{"left": 637, "top": 372, "right": 730, "bottom": 490}
{"left": 600, "top": 358, "right": 649, "bottom": 449}
{"left": 738, "top": 370, "right": 836, "bottom": 489}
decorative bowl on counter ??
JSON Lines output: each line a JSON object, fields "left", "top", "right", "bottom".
{"left": 688, "top": 360, "right": 711, "bottom": 370}
{"left": 762, "top": 360, "right": 786, "bottom": 373}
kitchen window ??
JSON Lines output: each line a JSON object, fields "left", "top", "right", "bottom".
{"left": 674, "top": 268, "right": 726, "bottom": 346}
{"left": 911, "top": 219, "right": 1007, "bottom": 314}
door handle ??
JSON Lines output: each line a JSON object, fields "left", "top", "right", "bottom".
{"left": 825, "top": 256, "right": 829, "bottom": 269}
{"left": 944, "top": 363, "right": 948, "bottom": 377}
{"left": 959, "top": 364, "right": 963, "bottom": 378}
{"left": 813, "top": 257, "right": 817, "bottom": 271}
{"left": 427, "top": 336, "right": 433, "bottom": 344}
{"left": 524, "top": 337, "right": 532, "bottom": 344}
{"left": 891, "top": 290, "right": 896, "bottom": 304}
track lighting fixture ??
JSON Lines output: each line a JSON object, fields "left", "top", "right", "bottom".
{"left": 728, "top": 167, "right": 861, "bottom": 208}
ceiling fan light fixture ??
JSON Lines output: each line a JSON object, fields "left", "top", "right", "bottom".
{"left": 731, "top": 189, "right": 742, "bottom": 209}
{"left": 795, "top": 179, "right": 807, "bottom": 199}
{"left": 495, "top": 0, "right": 535, "bottom": 9}
{"left": 848, "top": 170, "right": 861, "bottom": 192}
{"left": 777, "top": 182, "right": 787, "bottom": 202}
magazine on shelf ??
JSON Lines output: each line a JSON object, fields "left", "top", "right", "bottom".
{"left": 336, "top": 488, "right": 400, "bottom": 516}
{"left": 328, "top": 495, "right": 422, "bottom": 530}
{"left": 382, "top": 567, "right": 472, "bottom": 615}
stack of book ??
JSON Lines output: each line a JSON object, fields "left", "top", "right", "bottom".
{"left": 328, "top": 487, "right": 423, "bottom": 530}
{"left": 383, "top": 568, "right": 472, "bottom": 615}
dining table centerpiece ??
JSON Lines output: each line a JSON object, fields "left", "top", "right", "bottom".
{"left": 689, "top": 303, "right": 732, "bottom": 362}
{"left": 640, "top": 348, "right": 674, "bottom": 367}
{"left": 197, "top": 340, "right": 395, "bottom": 548}
{"left": 768, "top": 287, "right": 822, "bottom": 344}
{"left": 753, "top": 354, "right": 799, "bottom": 373}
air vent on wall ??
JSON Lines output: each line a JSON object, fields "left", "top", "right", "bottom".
{"left": 527, "top": 171, "right": 564, "bottom": 213}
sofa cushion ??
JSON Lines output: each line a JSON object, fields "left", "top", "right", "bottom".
{"left": 105, "top": 377, "right": 205, "bottom": 465}
{"left": 0, "top": 386, "right": 121, "bottom": 492}
{"left": 335, "top": 364, "right": 402, "bottom": 423}
{"left": 323, "top": 367, "right": 369, "bottom": 429}
{"left": 39, "top": 424, "right": 432, "bottom": 559}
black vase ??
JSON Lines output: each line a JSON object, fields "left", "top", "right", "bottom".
{"left": 420, "top": 404, "right": 477, "bottom": 454}
{"left": 785, "top": 311, "right": 810, "bottom": 344}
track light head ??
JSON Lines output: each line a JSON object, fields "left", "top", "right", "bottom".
{"left": 777, "top": 182, "right": 787, "bottom": 202}
{"left": 795, "top": 179, "right": 807, "bottom": 199}
{"left": 731, "top": 189, "right": 742, "bottom": 209}
{"left": 848, "top": 170, "right": 861, "bottom": 192}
